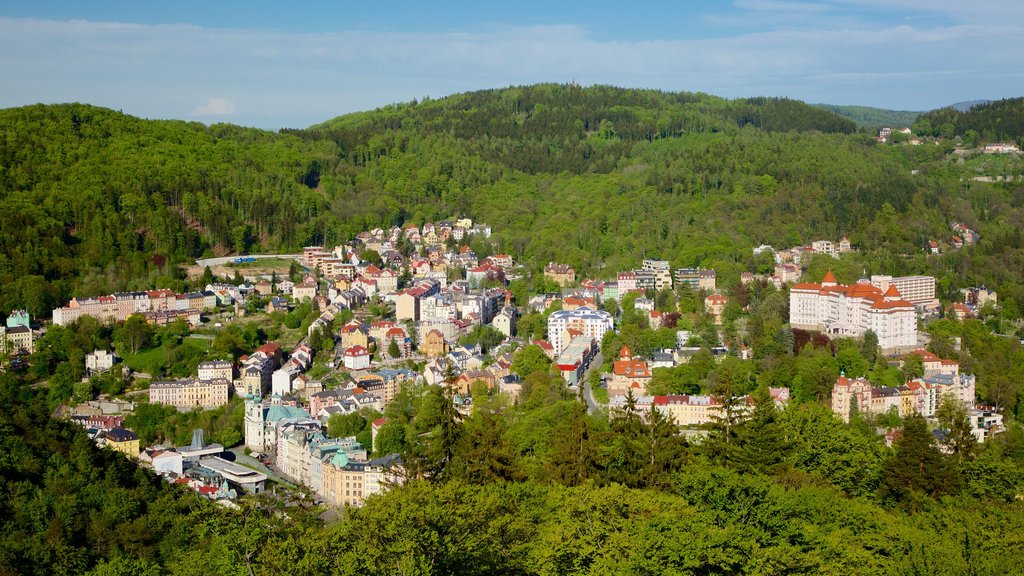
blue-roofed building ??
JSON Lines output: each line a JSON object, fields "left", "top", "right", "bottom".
{"left": 6, "top": 310, "right": 30, "bottom": 329}
{"left": 243, "top": 395, "right": 315, "bottom": 451}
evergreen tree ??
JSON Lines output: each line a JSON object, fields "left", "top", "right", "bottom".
{"left": 860, "top": 329, "right": 879, "bottom": 365}
{"left": 880, "top": 413, "right": 958, "bottom": 504}
{"left": 936, "top": 394, "right": 977, "bottom": 460}
{"left": 730, "top": 390, "right": 793, "bottom": 474}
{"left": 641, "top": 404, "right": 687, "bottom": 489}
{"left": 545, "top": 402, "right": 598, "bottom": 486}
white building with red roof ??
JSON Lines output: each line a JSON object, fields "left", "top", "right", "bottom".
{"left": 790, "top": 271, "right": 917, "bottom": 353}
{"left": 343, "top": 345, "right": 371, "bottom": 371}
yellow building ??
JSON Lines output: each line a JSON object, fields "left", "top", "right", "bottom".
{"left": 322, "top": 453, "right": 366, "bottom": 507}
{"left": 102, "top": 428, "right": 140, "bottom": 459}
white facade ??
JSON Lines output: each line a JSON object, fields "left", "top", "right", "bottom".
{"left": 790, "top": 272, "right": 917, "bottom": 353}
{"left": 547, "top": 307, "right": 614, "bottom": 353}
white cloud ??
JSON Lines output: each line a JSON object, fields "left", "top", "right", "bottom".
{"left": 193, "top": 98, "right": 236, "bottom": 116}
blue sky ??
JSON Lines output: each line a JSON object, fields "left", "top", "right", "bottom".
{"left": 2, "top": 1, "right": 1022, "bottom": 129}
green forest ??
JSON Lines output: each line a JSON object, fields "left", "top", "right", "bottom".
{"left": 2, "top": 84, "right": 1024, "bottom": 574}
{"left": 3, "top": 87, "right": 1024, "bottom": 318}
{"left": 3, "top": 362, "right": 1024, "bottom": 575}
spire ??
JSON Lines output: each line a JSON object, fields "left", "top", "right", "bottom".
{"left": 821, "top": 270, "right": 838, "bottom": 285}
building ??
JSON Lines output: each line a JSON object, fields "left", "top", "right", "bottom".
{"left": 641, "top": 259, "right": 672, "bottom": 291}
{"left": 1, "top": 325, "right": 33, "bottom": 355}
{"left": 774, "top": 264, "right": 801, "bottom": 284}
{"left": 831, "top": 367, "right": 976, "bottom": 423}
{"left": 85, "top": 349, "right": 118, "bottom": 376}
{"left": 149, "top": 379, "right": 231, "bottom": 410}
{"left": 321, "top": 452, "right": 404, "bottom": 508}
{"left": 703, "top": 294, "right": 728, "bottom": 324}
{"left": 6, "top": 310, "right": 30, "bottom": 329}
{"left": 421, "top": 328, "right": 449, "bottom": 358}
{"left": 790, "top": 272, "right": 918, "bottom": 353}
{"left": 198, "top": 360, "right": 233, "bottom": 382}
{"left": 869, "top": 275, "right": 936, "bottom": 308}
{"left": 343, "top": 345, "right": 371, "bottom": 371}
{"left": 243, "top": 396, "right": 316, "bottom": 451}
{"left": 673, "top": 268, "right": 716, "bottom": 292}
{"left": 553, "top": 336, "right": 596, "bottom": 386}
{"left": 544, "top": 262, "right": 576, "bottom": 287}
{"left": 100, "top": 427, "right": 140, "bottom": 458}
{"left": 608, "top": 346, "right": 652, "bottom": 397}
{"left": 293, "top": 280, "right": 318, "bottom": 301}
{"left": 546, "top": 307, "right": 614, "bottom": 354}
{"left": 644, "top": 395, "right": 753, "bottom": 427}
{"left": 960, "top": 287, "right": 997, "bottom": 308}
{"left": 492, "top": 307, "right": 516, "bottom": 338}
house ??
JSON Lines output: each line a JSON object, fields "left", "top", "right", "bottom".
{"left": 492, "top": 307, "right": 516, "bottom": 338}
{"left": 293, "top": 280, "right": 318, "bottom": 301}
{"left": 100, "top": 427, "right": 140, "bottom": 458}
{"left": 340, "top": 320, "right": 370, "bottom": 350}
{"left": 949, "top": 302, "right": 975, "bottom": 320}
{"left": 85, "top": 349, "right": 118, "bottom": 376}
{"left": 544, "top": 262, "right": 576, "bottom": 287}
{"left": 774, "top": 264, "right": 801, "bottom": 284}
{"left": 703, "top": 294, "right": 728, "bottom": 324}
{"left": 488, "top": 254, "right": 513, "bottom": 269}
{"left": 421, "top": 328, "right": 449, "bottom": 358}
{"left": 927, "top": 240, "right": 940, "bottom": 254}
{"left": 343, "top": 345, "right": 371, "bottom": 371}
{"left": 608, "top": 346, "right": 653, "bottom": 397}
{"left": 382, "top": 327, "right": 412, "bottom": 359}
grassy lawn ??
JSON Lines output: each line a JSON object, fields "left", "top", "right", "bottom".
{"left": 593, "top": 386, "right": 609, "bottom": 404}
{"left": 124, "top": 337, "right": 213, "bottom": 376}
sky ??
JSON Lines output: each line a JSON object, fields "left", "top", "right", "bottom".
{"left": 1, "top": 1, "right": 1022, "bottom": 130}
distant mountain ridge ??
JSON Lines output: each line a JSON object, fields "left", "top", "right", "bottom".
{"left": 951, "top": 100, "right": 991, "bottom": 112}
{"left": 812, "top": 104, "right": 921, "bottom": 129}
{"left": 916, "top": 97, "right": 1024, "bottom": 141}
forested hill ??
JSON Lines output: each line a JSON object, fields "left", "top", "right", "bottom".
{"left": 2, "top": 86, "right": 1024, "bottom": 317}
{"left": 914, "top": 97, "right": 1024, "bottom": 142}
{"left": 812, "top": 103, "right": 921, "bottom": 129}
{"left": 0, "top": 103, "right": 336, "bottom": 315}
{"left": 305, "top": 84, "right": 857, "bottom": 174}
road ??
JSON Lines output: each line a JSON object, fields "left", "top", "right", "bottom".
{"left": 580, "top": 350, "right": 604, "bottom": 415}
{"left": 195, "top": 254, "right": 303, "bottom": 268}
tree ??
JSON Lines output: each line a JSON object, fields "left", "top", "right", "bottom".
{"left": 860, "top": 330, "right": 878, "bottom": 365}
{"left": 511, "top": 345, "right": 551, "bottom": 377}
{"left": 116, "top": 314, "right": 152, "bottom": 355}
{"left": 935, "top": 394, "right": 977, "bottom": 460}
{"left": 879, "top": 413, "right": 958, "bottom": 504}
{"left": 901, "top": 353, "right": 924, "bottom": 382}
{"left": 450, "top": 410, "right": 524, "bottom": 484}
{"left": 387, "top": 337, "right": 401, "bottom": 359}
{"left": 544, "top": 401, "right": 597, "bottom": 486}
{"left": 328, "top": 413, "right": 366, "bottom": 439}
{"left": 729, "top": 390, "right": 793, "bottom": 474}
{"left": 200, "top": 265, "right": 214, "bottom": 287}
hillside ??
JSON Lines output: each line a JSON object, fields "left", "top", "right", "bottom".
{"left": 813, "top": 103, "right": 921, "bottom": 129}
{"left": 914, "top": 97, "right": 1024, "bottom": 142}
{"left": 2, "top": 86, "right": 1024, "bottom": 315}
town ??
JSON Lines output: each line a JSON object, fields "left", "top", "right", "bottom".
{"left": 9, "top": 216, "right": 1001, "bottom": 506}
